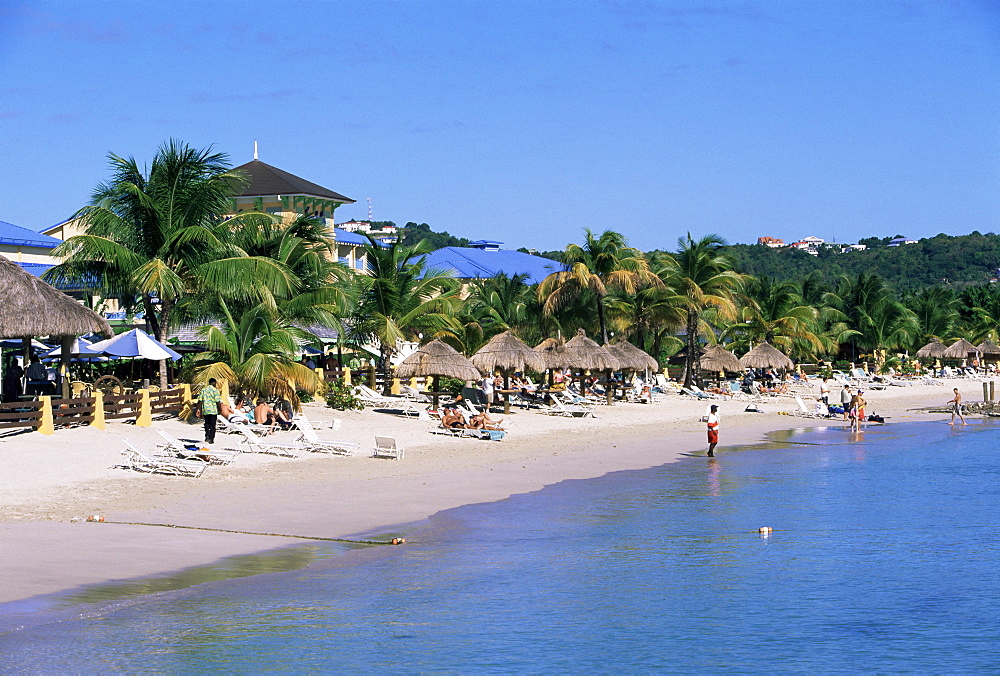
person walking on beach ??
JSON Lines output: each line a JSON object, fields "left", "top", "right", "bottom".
{"left": 819, "top": 377, "right": 830, "bottom": 406}
{"left": 197, "top": 378, "right": 222, "bottom": 444}
{"left": 840, "top": 384, "right": 852, "bottom": 421}
{"left": 706, "top": 404, "right": 720, "bottom": 457}
{"left": 850, "top": 390, "right": 866, "bottom": 433}
{"left": 947, "top": 388, "right": 966, "bottom": 425}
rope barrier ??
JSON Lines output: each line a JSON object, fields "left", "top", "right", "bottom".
{"left": 97, "top": 520, "right": 405, "bottom": 545}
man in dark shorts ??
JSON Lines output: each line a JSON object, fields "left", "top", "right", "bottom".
{"left": 706, "top": 404, "right": 720, "bottom": 457}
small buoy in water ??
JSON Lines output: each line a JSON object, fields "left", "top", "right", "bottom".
{"left": 86, "top": 515, "right": 105, "bottom": 523}
{"left": 758, "top": 526, "right": 772, "bottom": 534}
{"left": 391, "top": 538, "right": 406, "bottom": 545}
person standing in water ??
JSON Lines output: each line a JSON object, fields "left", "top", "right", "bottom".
{"left": 706, "top": 404, "right": 720, "bottom": 457}
{"left": 840, "top": 384, "right": 852, "bottom": 421}
{"left": 947, "top": 388, "right": 966, "bottom": 425}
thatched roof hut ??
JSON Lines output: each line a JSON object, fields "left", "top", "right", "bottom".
{"left": 915, "top": 340, "right": 947, "bottom": 359}
{"left": 700, "top": 345, "right": 742, "bottom": 373}
{"left": 563, "top": 329, "right": 620, "bottom": 370}
{"left": 472, "top": 331, "right": 546, "bottom": 374}
{"left": 0, "top": 256, "right": 111, "bottom": 339}
{"left": 976, "top": 340, "right": 1000, "bottom": 356}
{"left": 610, "top": 340, "right": 658, "bottom": 372}
{"left": 739, "top": 342, "right": 794, "bottom": 371}
{"left": 395, "top": 339, "right": 481, "bottom": 380}
{"left": 943, "top": 338, "right": 979, "bottom": 360}
{"left": 534, "top": 337, "right": 574, "bottom": 370}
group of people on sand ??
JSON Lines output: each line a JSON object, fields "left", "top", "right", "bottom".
{"left": 440, "top": 395, "right": 504, "bottom": 431}
{"left": 195, "top": 378, "right": 295, "bottom": 444}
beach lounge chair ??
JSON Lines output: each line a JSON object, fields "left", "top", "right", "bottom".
{"left": 680, "top": 387, "right": 715, "bottom": 400}
{"left": 373, "top": 435, "right": 405, "bottom": 460}
{"left": 354, "top": 385, "right": 422, "bottom": 416}
{"left": 294, "top": 414, "right": 361, "bottom": 456}
{"left": 792, "top": 395, "right": 829, "bottom": 418}
{"left": 120, "top": 437, "right": 208, "bottom": 477}
{"left": 400, "top": 385, "right": 431, "bottom": 403}
{"left": 540, "top": 397, "right": 594, "bottom": 418}
{"left": 216, "top": 415, "right": 274, "bottom": 436}
{"left": 235, "top": 426, "right": 307, "bottom": 458}
{"left": 154, "top": 428, "right": 241, "bottom": 465}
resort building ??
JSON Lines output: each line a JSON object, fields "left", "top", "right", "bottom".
{"left": 422, "top": 240, "right": 562, "bottom": 286}
{"left": 339, "top": 220, "right": 399, "bottom": 244}
{"left": 226, "top": 157, "right": 372, "bottom": 272}
{"left": 1, "top": 218, "right": 63, "bottom": 271}
{"left": 888, "top": 236, "right": 918, "bottom": 247}
{"left": 757, "top": 236, "right": 784, "bottom": 248}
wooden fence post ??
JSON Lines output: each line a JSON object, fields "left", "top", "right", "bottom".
{"left": 135, "top": 389, "right": 152, "bottom": 427}
{"left": 91, "top": 391, "right": 105, "bottom": 430}
{"left": 178, "top": 384, "right": 194, "bottom": 420}
{"left": 37, "top": 396, "right": 54, "bottom": 436}
{"left": 391, "top": 378, "right": 402, "bottom": 395}
{"left": 342, "top": 367, "right": 352, "bottom": 385}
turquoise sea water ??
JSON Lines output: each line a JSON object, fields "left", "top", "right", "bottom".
{"left": 2, "top": 420, "right": 1000, "bottom": 672}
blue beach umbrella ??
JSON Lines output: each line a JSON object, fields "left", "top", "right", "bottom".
{"left": 89, "top": 328, "right": 182, "bottom": 361}
{"left": 40, "top": 337, "right": 108, "bottom": 362}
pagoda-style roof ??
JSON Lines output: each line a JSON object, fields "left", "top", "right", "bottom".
{"left": 231, "top": 159, "right": 354, "bottom": 203}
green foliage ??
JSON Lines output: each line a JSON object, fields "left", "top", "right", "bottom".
{"left": 296, "top": 389, "right": 315, "bottom": 403}
{"left": 325, "top": 379, "right": 363, "bottom": 411}
{"left": 398, "top": 222, "right": 469, "bottom": 250}
{"left": 437, "top": 376, "right": 466, "bottom": 396}
{"left": 718, "top": 232, "right": 1000, "bottom": 291}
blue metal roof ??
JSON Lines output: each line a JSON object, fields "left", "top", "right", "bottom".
{"left": 18, "top": 262, "right": 94, "bottom": 291}
{"left": 422, "top": 246, "right": 562, "bottom": 285}
{"left": 0, "top": 220, "right": 62, "bottom": 248}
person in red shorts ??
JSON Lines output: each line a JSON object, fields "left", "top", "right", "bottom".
{"left": 706, "top": 404, "right": 720, "bottom": 457}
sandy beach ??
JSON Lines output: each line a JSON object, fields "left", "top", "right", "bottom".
{"left": 0, "top": 380, "right": 975, "bottom": 605}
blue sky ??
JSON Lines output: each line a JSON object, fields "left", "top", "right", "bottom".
{"left": 1, "top": 0, "right": 997, "bottom": 252}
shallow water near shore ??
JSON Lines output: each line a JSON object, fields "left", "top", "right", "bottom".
{"left": 2, "top": 420, "right": 1000, "bottom": 671}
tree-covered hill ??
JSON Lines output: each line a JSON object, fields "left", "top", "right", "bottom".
{"left": 651, "top": 232, "right": 1000, "bottom": 291}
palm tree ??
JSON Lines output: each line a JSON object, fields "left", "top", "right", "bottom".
{"left": 823, "top": 272, "right": 918, "bottom": 366}
{"left": 905, "top": 286, "right": 960, "bottom": 345}
{"left": 538, "top": 229, "right": 660, "bottom": 344}
{"left": 661, "top": 234, "right": 745, "bottom": 387}
{"left": 724, "top": 276, "right": 824, "bottom": 360}
{"left": 47, "top": 140, "right": 296, "bottom": 387}
{"left": 605, "top": 266, "right": 686, "bottom": 355}
{"left": 191, "top": 301, "right": 320, "bottom": 405}
{"left": 350, "top": 235, "right": 461, "bottom": 391}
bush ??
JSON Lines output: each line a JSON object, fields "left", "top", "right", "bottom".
{"left": 437, "top": 376, "right": 466, "bottom": 396}
{"left": 296, "top": 389, "right": 315, "bottom": 404}
{"left": 325, "top": 380, "right": 363, "bottom": 411}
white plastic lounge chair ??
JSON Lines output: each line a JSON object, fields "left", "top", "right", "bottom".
{"left": 235, "top": 426, "right": 307, "bottom": 458}
{"left": 294, "top": 414, "right": 361, "bottom": 456}
{"left": 216, "top": 415, "right": 274, "bottom": 436}
{"left": 154, "top": 428, "right": 241, "bottom": 465}
{"left": 354, "top": 385, "right": 421, "bottom": 416}
{"left": 400, "top": 385, "right": 431, "bottom": 403}
{"left": 373, "top": 435, "right": 405, "bottom": 460}
{"left": 792, "top": 395, "right": 829, "bottom": 418}
{"left": 540, "top": 397, "right": 594, "bottom": 418}
{"left": 680, "top": 387, "right": 714, "bottom": 400}
{"left": 120, "top": 437, "right": 208, "bottom": 477}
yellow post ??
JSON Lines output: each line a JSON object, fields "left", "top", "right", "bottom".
{"left": 178, "top": 384, "right": 194, "bottom": 420}
{"left": 367, "top": 366, "right": 376, "bottom": 389}
{"left": 342, "top": 367, "right": 352, "bottom": 385}
{"left": 135, "top": 388, "right": 152, "bottom": 427}
{"left": 391, "top": 378, "right": 402, "bottom": 395}
{"left": 220, "top": 380, "right": 231, "bottom": 407}
{"left": 314, "top": 367, "right": 325, "bottom": 397}
{"left": 91, "top": 391, "right": 105, "bottom": 430}
{"left": 37, "top": 395, "right": 54, "bottom": 435}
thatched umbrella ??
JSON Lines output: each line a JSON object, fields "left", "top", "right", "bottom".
{"left": 611, "top": 340, "right": 658, "bottom": 373}
{"left": 395, "top": 339, "right": 481, "bottom": 409}
{"left": 472, "top": 331, "right": 546, "bottom": 413}
{"left": 701, "top": 345, "right": 742, "bottom": 375}
{"left": 563, "top": 328, "right": 620, "bottom": 402}
{"left": 0, "top": 257, "right": 111, "bottom": 340}
{"left": 915, "top": 340, "right": 947, "bottom": 359}
{"left": 534, "top": 337, "right": 573, "bottom": 371}
{"left": 977, "top": 340, "right": 1000, "bottom": 362}
{"left": 0, "top": 256, "right": 111, "bottom": 398}
{"left": 739, "top": 342, "right": 794, "bottom": 371}
{"left": 943, "top": 338, "right": 979, "bottom": 362}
